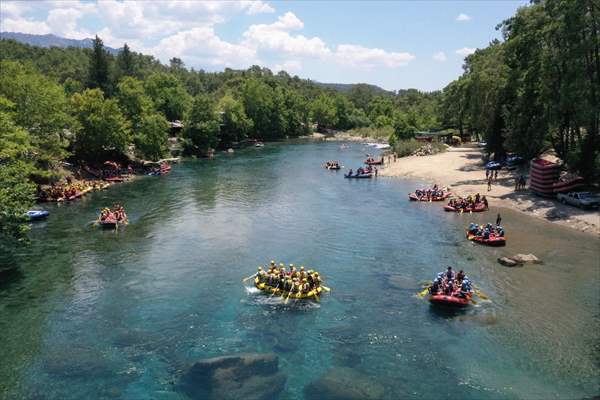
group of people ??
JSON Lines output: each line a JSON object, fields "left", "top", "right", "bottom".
{"left": 514, "top": 175, "right": 527, "bottom": 191}
{"left": 447, "top": 194, "right": 488, "bottom": 210}
{"left": 37, "top": 180, "right": 106, "bottom": 202}
{"left": 324, "top": 161, "right": 341, "bottom": 169}
{"left": 347, "top": 165, "right": 377, "bottom": 176}
{"left": 468, "top": 222, "right": 505, "bottom": 239}
{"left": 414, "top": 184, "right": 447, "bottom": 200}
{"left": 255, "top": 261, "right": 322, "bottom": 295}
{"left": 99, "top": 204, "right": 127, "bottom": 223}
{"left": 429, "top": 266, "right": 472, "bottom": 298}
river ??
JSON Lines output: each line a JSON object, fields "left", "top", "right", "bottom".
{"left": 1, "top": 141, "right": 598, "bottom": 400}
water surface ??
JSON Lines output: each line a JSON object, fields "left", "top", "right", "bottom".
{"left": 1, "top": 141, "right": 598, "bottom": 399}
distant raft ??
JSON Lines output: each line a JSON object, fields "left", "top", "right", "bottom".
{"left": 254, "top": 277, "right": 323, "bottom": 300}
{"left": 25, "top": 210, "right": 49, "bottom": 221}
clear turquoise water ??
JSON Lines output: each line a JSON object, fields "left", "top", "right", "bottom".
{"left": 1, "top": 141, "right": 598, "bottom": 399}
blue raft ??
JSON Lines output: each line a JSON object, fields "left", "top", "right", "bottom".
{"left": 25, "top": 210, "right": 49, "bottom": 220}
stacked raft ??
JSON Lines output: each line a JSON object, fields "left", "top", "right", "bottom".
{"left": 529, "top": 159, "right": 583, "bottom": 197}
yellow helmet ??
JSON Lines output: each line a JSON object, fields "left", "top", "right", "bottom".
{"left": 270, "top": 260, "right": 275, "bottom": 265}
{"left": 300, "top": 266, "right": 305, "bottom": 270}
{"left": 258, "top": 266, "right": 263, "bottom": 270}
{"left": 289, "top": 263, "right": 294, "bottom": 267}
{"left": 308, "top": 269, "right": 314, "bottom": 273}
{"left": 279, "top": 263, "right": 284, "bottom": 267}
{"left": 302, "top": 279, "right": 307, "bottom": 282}
{"left": 314, "top": 272, "right": 319, "bottom": 276}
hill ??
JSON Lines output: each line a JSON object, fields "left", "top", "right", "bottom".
{"left": 0, "top": 32, "right": 120, "bottom": 54}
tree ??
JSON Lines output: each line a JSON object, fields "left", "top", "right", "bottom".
{"left": 184, "top": 94, "right": 220, "bottom": 153}
{"left": 0, "top": 60, "right": 71, "bottom": 180}
{"left": 88, "top": 35, "right": 110, "bottom": 93}
{"left": 217, "top": 94, "right": 253, "bottom": 147}
{"left": 117, "top": 43, "right": 136, "bottom": 78}
{"left": 311, "top": 95, "right": 338, "bottom": 129}
{"left": 134, "top": 113, "right": 169, "bottom": 161}
{"left": 0, "top": 100, "right": 35, "bottom": 248}
{"left": 71, "top": 89, "right": 131, "bottom": 162}
{"left": 116, "top": 76, "right": 153, "bottom": 125}
{"left": 144, "top": 72, "right": 192, "bottom": 121}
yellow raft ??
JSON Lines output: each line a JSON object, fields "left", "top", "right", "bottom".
{"left": 254, "top": 277, "right": 323, "bottom": 300}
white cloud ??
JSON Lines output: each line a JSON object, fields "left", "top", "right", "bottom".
{"left": 455, "top": 47, "right": 476, "bottom": 56}
{"left": 244, "top": 1, "right": 275, "bottom": 15}
{"left": 456, "top": 13, "right": 471, "bottom": 22}
{"left": 432, "top": 51, "right": 447, "bottom": 62}
{"left": 46, "top": 8, "right": 90, "bottom": 39}
{"left": 151, "top": 26, "right": 258, "bottom": 68}
{"left": 243, "top": 12, "right": 330, "bottom": 57}
{"left": 334, "top": 44, "right": 415, "bottom": 69}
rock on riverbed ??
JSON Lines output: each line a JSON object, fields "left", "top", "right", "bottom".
{"left": 304, "top": 367, "right": 385, "bottom": 400}
{"left": 179, "top": 353, "right": 286, "bottom": 400}
{"left": 498, "top": 253, "right": 542, "bottom": 267}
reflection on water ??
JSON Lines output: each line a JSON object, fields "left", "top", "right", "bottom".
{"left": 0, "top": 141, "right": 598, "bottom": 399}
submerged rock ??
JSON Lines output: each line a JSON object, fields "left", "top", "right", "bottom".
{"left": 304, "top": 367, "right": 384, "bottom": 400}
{"left": 512, "top": 253, "right": 541, "bottom": 264}
{"left": 497, "top": 257, "right": 519, "bottom": 267}
{"left": 179, "top": 353, "right": 286, "bottom": 400}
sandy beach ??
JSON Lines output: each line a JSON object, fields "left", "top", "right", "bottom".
{"left": 380, "top": 145, "right": 600, "bottom": 235}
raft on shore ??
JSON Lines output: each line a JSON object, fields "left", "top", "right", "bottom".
{"left": 444, "top": 203, "right": 487, "bottom": 213}
{"left": 254, "top": 277, "right": 323, "bottom": 300}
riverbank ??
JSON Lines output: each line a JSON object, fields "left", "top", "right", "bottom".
{"left": 380, "top": 145, "right": 600, "bottom": 235}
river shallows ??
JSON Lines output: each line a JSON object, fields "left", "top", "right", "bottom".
{"left": 1, "top": 142, "right": 598, "bottom": 399}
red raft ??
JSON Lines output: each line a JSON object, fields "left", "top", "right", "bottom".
{"left": 409, "top": 192, "right": 451, "bottom": 202}
{"left": 444, "top": 203, "right": 487, "bottom": 213}
{"left": 467, "top": 232, "right": 506, "bottom": 246}
{"left": 429, "top": 293, "right": 471, "bottom": 307}
{"left": 364, "top": 158, "right": 383, "bottom": 165}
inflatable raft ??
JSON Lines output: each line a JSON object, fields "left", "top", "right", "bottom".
{"left": 429, "top": 293, "right": 471, "bottom": 307}
{"left": 467, "top": 232, "right": 506, "bottom": 246}
{"left": 344, "top": 173, "right": 373, "bottom": 179}
{"left": 254, "top": 277, "right": 322, "bottom": 300}
{"left": 409, "top": 192, "right": 451, "bottom": 202}
{"left": 364, "top": 158, "right": 383, "bottom": 165}
{"left": 25, "top": 210, "right": 49, "bottom": 220}
{"left": 444, "top": 203, "right": 487, "bottom": 213}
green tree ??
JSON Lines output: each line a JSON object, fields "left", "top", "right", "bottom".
{"left": 0, "top": 100, "right": 35, "bottom": 247}
{"left": 217, "top": 94, "right": 253, "bottom": 147}
{"left": 184, "top": 94, "right": 220, "bottom": 153}
{"left": 0, "top": 60, "right": 71, "bottom": 179}
{"left": 88, "top": 35, "right": 110, "bottom": 93}
{"left": 117, "top": 43, "right": 136, "bottom": 78}
{"left": 134, "top": 113, "right": 168, "bottom": 160}
{"left": 116, "top": 76, "right": 153, "bottom": 125}
{"left": 71, "top": 89, "right": 131, "bottom": 162}
{"left": 144, "top": 72, "right": 191, "bottom": 121}
{"left": 311, "top": 95, "right": 338, "bottom": 129}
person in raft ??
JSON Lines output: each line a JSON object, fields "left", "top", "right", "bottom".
{"left": 447, "top": 194, "right": 487, "bottom": 210}
{"left": 468, "top": 222, "right": 505, "bottom": 238}
{"left": 429, "top": 267, "right": 472, "bottom": 298}
{"left": 255, "top": 262, "right": 322, "bottom": 295}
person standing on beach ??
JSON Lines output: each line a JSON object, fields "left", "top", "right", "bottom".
{"left": 496, "top": 213, "right": 502, "bottom": 226}
{"left": 487, "top": 176, "right": 492, "bottom": 191}
{"left": 375, "top": 167, "right": 378, "bottom": 177}
{"left": 486, "top": 169, "right": 490, "bottom": 180}
{"left": 494, "top": 170, "right": 498, "bottom": 181}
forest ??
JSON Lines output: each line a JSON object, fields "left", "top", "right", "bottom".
{"left": 0, "top": 0, "right": 598, "bottom": 248}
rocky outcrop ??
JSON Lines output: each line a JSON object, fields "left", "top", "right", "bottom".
{"left": 498, "top": 253, "right": 542, "bottom": 267}
{"left": 179, "top": 353, "right": 286, "bottom": 400}
{"left": 304, "top": 367, "right": 384, "bottom": 400}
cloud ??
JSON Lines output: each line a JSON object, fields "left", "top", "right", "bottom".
{"left": 432, "top": 51, "right": 447, "bottom": 62}
{"left": 456, "top": 13, "right": 471, "bottom": 22}
{"left": 151, "top": 26, "right": 259, "bottom": 68}
{"left": 244, "top": 1, "right": 275, "bottom": 15}
{"left": 455, "top": 47, "right": 476, "bottom": 56}
{"left": 334, "top": 44, "right": 415, "bottom": 69}
{"left": 243, "top": 12, "right": 330, "bottom": 57}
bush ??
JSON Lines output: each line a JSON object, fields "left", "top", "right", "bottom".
{"left": 393, "top": 139, "right": 446, "bottom": 157}
{"left": 345, "top": 126, "right": 394, "bottom": 140}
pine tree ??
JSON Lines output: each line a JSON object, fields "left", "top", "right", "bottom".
{"left": 88, "top": 35, "right": 109, "bottom": 93}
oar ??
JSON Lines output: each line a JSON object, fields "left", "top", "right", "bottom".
{"left": 417, "top": 287, "right": 430, "bottom": 298}
{"left": 284, "top": 289, "right": 293, "bottom": 304}
{"left": 312, "top": 290, "right": 320, "bottom": 302}
{"left": 321, "top": 286, "right": 331, "bottom": 292}
{"left": 470, "top": 297, "right": 478, "bottom": 305}
{"left": 473, "top": 287, "right": 490, "bottom": 300}
{"left": 242, "top": 274, "right": 256, "bottom": 283}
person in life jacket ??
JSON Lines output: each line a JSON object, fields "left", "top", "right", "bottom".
{"left": 445, "top": 266, "right": 454, "bottom": 280}
{"left": 299, "top": 266, "right": 307, "bottom": 280}
{"left": 307, "top": 270, "right": 315, "bottom": 286}
{"left": 430, "top": 278, "right": 441, "bottom": 295}
{"left": 456, "top": 270, "right": 465, "bottom": 283}
{"left": 256, "top": 266, "right": 266, "bottom": 282}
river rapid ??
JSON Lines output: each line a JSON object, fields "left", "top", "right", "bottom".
{"left": 1, "top": 141, "right": 598, "bottom": 400}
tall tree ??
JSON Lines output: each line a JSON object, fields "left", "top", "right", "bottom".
{"left": 217, "top": 94, "right": 253, "bottom": 147}
{"left": 184, "top": 94, "right": 220, "bottom": 153}
{"left": 88, "top": 35, "right": 110, "bottom": 93}
{"left": 117, "top": 43, "right": 135, "bottom": 78}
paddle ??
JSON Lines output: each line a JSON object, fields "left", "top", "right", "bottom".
{"left": 242, "top": 274, "right": 256, "bottom": 283}
{"left": 284, "top": 288, "right": 293, "bottom": 304}
{"left": 473, "top": 287, "right": 490, "bottom": 300}
{"left": 417, "top": 287, "right": 430, "bottom": 298}
{"left": 321, "top": 285, "right": 331, "bottom": 292}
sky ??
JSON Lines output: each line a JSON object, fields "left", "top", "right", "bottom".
{"left": 0, "top": 0, "right": 529, "bottom": 91}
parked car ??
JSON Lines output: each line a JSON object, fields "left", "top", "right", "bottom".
{"left": 485, "top": 161, "right": 503, "bottom": 170}
{"left": 557, "top": 192, "right": 600, "bottom": 208}
{"left": 505, "top": 155, "right": 525, "bottom": 168}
